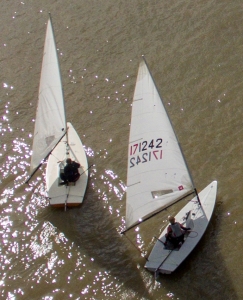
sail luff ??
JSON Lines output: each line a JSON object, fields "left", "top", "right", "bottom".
{"left": 29, "top": 15, "right": 67, "bottom": 174}
{"left": 49, "top": 14, "right": 67, "bottom": 125}
{"left": 48, "top": 13, "right": 68, "bottom": 144}
{"left": 125, "top": 59, "right": 194, "bottom": 229}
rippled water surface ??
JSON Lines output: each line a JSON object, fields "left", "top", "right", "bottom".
{"left": 1, "top": 1, "right": 243, "bottom": 299}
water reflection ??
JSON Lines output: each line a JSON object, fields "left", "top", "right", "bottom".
{"left": 0, "top": 80, "right": 238, "bottom": 300}
{"left": 0, "top": 124, "right": 149, "bottom": 299}
{"left": 1, "top": 86, "right": 213, "bottom": 300}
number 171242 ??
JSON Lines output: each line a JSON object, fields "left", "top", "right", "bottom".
{"left": 129, "top": 138, "right": 162, "bottom": 168}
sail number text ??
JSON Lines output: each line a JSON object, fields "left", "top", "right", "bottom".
{"left": 129, "top": 138, "right": 162, "bottom": 168}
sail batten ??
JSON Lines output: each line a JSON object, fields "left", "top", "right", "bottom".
{"left": 125, "top": 59, "right": 194, "bottom": 229}
{"left": 30, "top": 17, "right": 66, "bottom": 173}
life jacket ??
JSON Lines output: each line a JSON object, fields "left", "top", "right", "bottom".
{"left": 170, "top": 222, "right": 183, "bottom": 237}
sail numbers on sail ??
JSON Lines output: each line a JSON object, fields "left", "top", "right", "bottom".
{"left": 129, "top": 138, "right": 163, "bottom": 168}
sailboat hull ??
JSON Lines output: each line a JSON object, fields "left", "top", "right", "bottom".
{"left": 46, "top": 122, "right": 88, "bottom": 207}
{"left": 144, "top": 181, "right": 217, "bottom": 274}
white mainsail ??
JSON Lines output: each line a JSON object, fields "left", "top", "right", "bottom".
{"left": 30, "top": 17, "right": 66, "bottom": 174}
{"left": 126, "top": 59, "right": 194, "bottom": 229}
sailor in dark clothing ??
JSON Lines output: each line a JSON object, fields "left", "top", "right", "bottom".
{"left": 60, "top": 158, "right": 80, "bottom": 185}
{"left": 165, "top": 216, "right": 191, "bottom": 248}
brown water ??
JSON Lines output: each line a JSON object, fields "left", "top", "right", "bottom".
{"left": 1, "top": 1, "right": 243, "bottom": 299}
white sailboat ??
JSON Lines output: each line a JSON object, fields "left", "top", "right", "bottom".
{"left": 122, "top": 58, "right": 217, "bottom": 275}
{"left": 26, "top": 15, "right": 89, "bottom": 208}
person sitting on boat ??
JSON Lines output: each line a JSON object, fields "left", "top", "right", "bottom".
{"left": 60, "top": 158, "right": 80, "bottom": 185}
{"left": 165, "top": 216, "right": 191, "bottom": 248}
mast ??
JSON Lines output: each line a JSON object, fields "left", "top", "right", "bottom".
{"left": 49, "top": 13, "right": 68, "bottom": 145}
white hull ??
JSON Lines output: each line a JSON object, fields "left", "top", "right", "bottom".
{"left": 46, "top": 122, "right": 88, "bottom": 207}
{"left": 145, "top": 181, "right": 217, "bottom": 274}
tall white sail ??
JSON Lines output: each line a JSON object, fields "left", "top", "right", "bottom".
{"left": 126, "top": 59, "right": 193, "bottom": 229}
{"left": 30, "top": 18, "right": 66, "bottom": 173}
